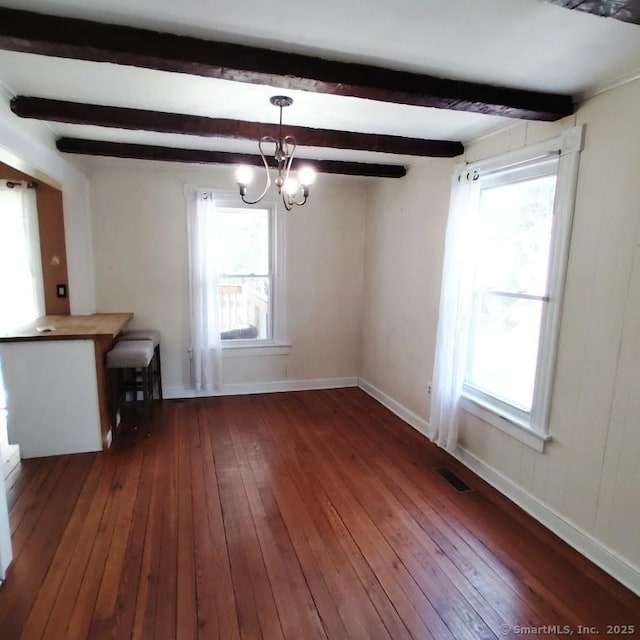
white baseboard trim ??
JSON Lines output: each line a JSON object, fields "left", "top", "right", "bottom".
{"left": 2, "top": 444, "right": 20, "bottom": 480}
{"left": 358, "top": 378, "right": 430, "bottom": 438}
{"left": 164, "top": 376, "right": 359, "bottom": 399}
{"left": 357, "top": 378, "right": 640, "bottom": 596}
{"left": 454, "top": 446, "right": 640, "bottom": 596}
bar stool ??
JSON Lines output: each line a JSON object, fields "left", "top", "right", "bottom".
{"left": 106, "top": 339, "right": 155, "bottom": 438}
{"left": 119, "top": 329, "right": 163, "bottom": 399}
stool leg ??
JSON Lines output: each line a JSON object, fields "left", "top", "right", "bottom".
{"left": 142, "top": 367, "right": 152, "bottom": 437}
{"left": 109, "top": 369, "right": 121, "bottom": 438}
{"left": 155, "top": 344, "right": 163, "bottom": 400}
{"left": 147, "top": 363, "right": 154, "bottom": 412}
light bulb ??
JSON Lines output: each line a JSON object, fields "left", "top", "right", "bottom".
{"left": 283, "top": 177, "right": 299, "bottom": 196}
{"left": 298, "top": 166, "right": 316, "bottom": 186}
{"left": 236, "top": 165, "right": 253, "bottom": 186}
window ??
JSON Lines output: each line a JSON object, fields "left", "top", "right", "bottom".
{"left": 186, "top": 187, "right": 287, "bottom": 359}
{"left": 217, "top": 205, "right": 272, "bottom": 342}
{"left": 0, "top": 182, "right": 44, "bottom": 333}
{"left": 452, "top": 128, "right": 583, "bottom": 450}
{"left": 0, "top": 182, "right": 44, "bottom": 428}
{"left": 463, "top": 160, "right": 558, "bottom": 424}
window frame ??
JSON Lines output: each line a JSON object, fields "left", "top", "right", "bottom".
{"left": 185, "top": 187, "right": 289, "bottom": 355}
{"left": 459, "top": 126, "right": 584, "bottom": 452}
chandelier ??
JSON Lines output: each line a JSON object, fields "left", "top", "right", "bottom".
{"left": 235, "top": 95, "right": 316, "bottom": 211}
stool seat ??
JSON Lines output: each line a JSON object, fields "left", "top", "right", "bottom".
{"left": 120, "top": 329, "right": 161, "bottom": 347}
{"left": 119, "top": 328, "right": 163, "bottom": 401}
{"left": 106, "top": 340, "right": 154, "bottom": 369}
{"left": 106, "top": 339, "right": 156, "bottom": 440}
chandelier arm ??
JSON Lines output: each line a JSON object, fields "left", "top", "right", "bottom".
{"left": 283, "top": 136, "right": 311, "bottom": 206}
{"left": 281, "top": 185, "right": 306, "bottom": 209}
{"left": 283, "top": 136, "right": 297, "bottom": 182}
{"left": 240, "top": 136, "right": 276, "bottom": 205}
{"left": 290, "top": 190, "right": 308, "bottom": 207}
{"left": 282, "top": 191, "right": 293, "bottom": 212}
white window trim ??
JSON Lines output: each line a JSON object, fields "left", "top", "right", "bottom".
{"left": 184, "top": 186, "right": 289, "bottom": 355}
{"left": 459, "top": 395, "right": 551, "bottom": 453}
{"left": 222, "top": 344, "right": 290, "bottom": 358}
{"left": 459, "top": 125, "right": 584, "bottom": 452}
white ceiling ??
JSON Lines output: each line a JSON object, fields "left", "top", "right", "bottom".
{"left": 1, "top": 0, "right": 639, "bottom": 167}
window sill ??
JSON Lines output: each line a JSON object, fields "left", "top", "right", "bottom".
{"left": 460, "top": 395, "right": 551, "bottom": 453}
{"left": 221, "top": 342, "right": 291, "bottom": 358}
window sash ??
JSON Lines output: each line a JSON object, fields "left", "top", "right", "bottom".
{"left": 477, "top": 290, "right": 549, "bottom": 302}
{"left": 217, "top": 206, "right": 274, "bottom": 342}
{"left": 479, "top": 156, "right": 559, "bottom": 188}
{"left": 206, "top": 191, "right": 285, "bottom": 348}
{"left": 221, "top": 273, "right": 270, "bottom": 278}
{"left": 462, "top": 156, "right": 563, "bottom": 434}
{"left": 219, "top": 275, "right": 271, "bottom": 341}
{"left": 465, "top": 288, "right": 547, "bottom": 413}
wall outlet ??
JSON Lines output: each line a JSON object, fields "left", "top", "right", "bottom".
{"left": 427, "top": 382, "right": 432, "bottom": 397}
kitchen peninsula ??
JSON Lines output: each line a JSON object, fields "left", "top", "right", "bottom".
{"left": 0, "top": 313, "right": 132, "bottom": 458}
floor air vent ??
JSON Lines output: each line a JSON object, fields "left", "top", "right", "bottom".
{"left": 435, "top": 467, "right": 473, "bottom": 493}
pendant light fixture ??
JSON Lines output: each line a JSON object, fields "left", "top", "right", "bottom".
{"left": 235, "top": 95, "right": 316, "bottom": 211}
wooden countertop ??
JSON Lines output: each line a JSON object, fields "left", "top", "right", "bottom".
{"left": 0, "top": 313, "right": 133, "bottom": 342}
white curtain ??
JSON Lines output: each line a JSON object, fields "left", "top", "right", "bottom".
{"left": 429, "top": 170, "right": 478, "bottom": 451}
{"left": 0, "top": 183, "right": 44, "bottom": 333}
{"left": 187, "top": 188, "right": 222, "bottom": 391}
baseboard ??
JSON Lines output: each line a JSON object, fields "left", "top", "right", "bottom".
{"left": 357, "top": 378, "right": 640, "bottom": 596}
{"left": 454, "top": 446, "right": 640, "bottom": 596}
{"left": 1, "top": 444, "right": 20, "bottom": 480}
{"left": 164, "top": 376, "right": 359, "bottom": 399}
{"left": 357, "top": 378, "right": 430, "bottom": 438}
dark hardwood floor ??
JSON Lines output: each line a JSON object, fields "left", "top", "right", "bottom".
{"left": 0, "top": 389, "right": 638, "bottom": 639}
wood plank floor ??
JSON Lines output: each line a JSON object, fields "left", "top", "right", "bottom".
{"left": 0, "top": 389, "right": 638, "bottom": 640}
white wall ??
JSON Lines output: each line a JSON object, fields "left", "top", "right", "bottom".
{"left": 361, "top": 157, "right": 454, "bottom": 417}
{"left": 86, "top": 158, "right": 366, "bottom": 393}
{"left": 361, "top": 78, "right": 640, "bottom": 591}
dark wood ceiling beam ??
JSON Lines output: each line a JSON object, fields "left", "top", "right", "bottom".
{"left": 55, "top": 138, "right": 407, "bottom": 178}
{"left": 0, "top": 7, "right": 574, "bottom": 121}
{"left": 11, "top": 96, "right": 463, "bottom": 158}
{"left": 546, "top": 0, "right": 640, "bottom": 24}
